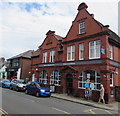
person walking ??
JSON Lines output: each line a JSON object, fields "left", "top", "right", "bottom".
{"left": 98, "top": 84, "right": 105, "bottom": 104}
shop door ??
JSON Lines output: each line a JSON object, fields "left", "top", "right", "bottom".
{"left": 66, "top": 74, "right": 73, "bottom": 95}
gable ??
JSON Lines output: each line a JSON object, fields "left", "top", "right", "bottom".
{"left": 39, "top": 31, "right": 59, "bottom": 50}
{"left": 64, "top": 3, "right": 107, "bottom": 42}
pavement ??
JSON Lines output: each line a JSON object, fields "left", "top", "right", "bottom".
{"left": 51, "top": 93, "right": 119, "bottom": 112}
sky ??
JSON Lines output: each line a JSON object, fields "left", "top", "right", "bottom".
{"left": 0, "top": 0, "right": 119, "bottom": 59}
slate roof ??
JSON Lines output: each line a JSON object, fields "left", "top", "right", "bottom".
{"left": 8, "top": 50, "right": 34, "bottom": 60}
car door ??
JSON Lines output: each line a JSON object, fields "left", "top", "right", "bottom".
{"left": 28, "top": 83, "right": 36, "bottom": 94}
{"left": 12, "top": 80, "right": 17, "bottom": 89}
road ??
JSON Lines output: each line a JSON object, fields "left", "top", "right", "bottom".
{"left": 1, "top": 88, "right": 118, "bottom": 115}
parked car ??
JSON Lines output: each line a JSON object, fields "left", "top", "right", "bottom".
{"left": 10, "top": 79, "right": 27, "bottom": 91}
{"left": 0, "top": 79, "right": 3, "bottom": 87}
{"left": 1, "top": 79, "right": 11, "bottom": 88}
{"left": 25, "top": 82, "right": 52, "bottom": 97}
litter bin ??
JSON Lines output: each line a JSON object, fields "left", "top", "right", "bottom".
{"left": 104, "top": 93, "right": 108, "bottom": 104}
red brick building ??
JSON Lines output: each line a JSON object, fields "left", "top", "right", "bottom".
{"left": 31, "top": 3, "right": 120, "bottom": 102}
{"left": 7, "top": 50, "right": 33, "bottom": 81}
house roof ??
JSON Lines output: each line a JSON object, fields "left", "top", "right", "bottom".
{"left": 8, "top": 50, "right": 34, "bottom": 60}
{"left": 32, "top": 49, "right": 40, "bottom": 57}
{"left": 54, "top": 34, "right": 63, "bottom": 41}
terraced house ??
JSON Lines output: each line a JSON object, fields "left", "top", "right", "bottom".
{"left": 31, "top": 3, "right": 120, "bottom": 102}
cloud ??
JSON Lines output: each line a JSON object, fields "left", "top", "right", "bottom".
{"left": 0, "top": 1, "right": 118, "bottom": 59}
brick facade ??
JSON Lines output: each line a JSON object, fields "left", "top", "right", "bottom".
{"left": 31, "top": 3, "right": 120, "bottom": 102}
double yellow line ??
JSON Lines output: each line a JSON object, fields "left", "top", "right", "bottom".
{"left": 0, "top": 108, "right": 8, "bottom": 115}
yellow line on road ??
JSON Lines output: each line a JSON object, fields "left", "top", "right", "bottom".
{"left": 83, "top": 107, "right": 113, "bottom": 114}
{"left": 0, "top": 108, "right": 8, "bottom": 114}
{"left": 89, "top": 109, "right": 96, "bottom": 114}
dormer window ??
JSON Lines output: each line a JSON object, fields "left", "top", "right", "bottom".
{"left": 79, "top": 22, "right": 86, "bottom": 34}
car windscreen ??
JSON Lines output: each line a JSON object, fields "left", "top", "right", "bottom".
{"left": 18, "top": 81, "right": 27, "bottom": 84}
{"left": 3, "top": 80, "right": 10, "bottom": 82}
{"left": 36, "top": 83, "right": 40, "bottom": 88}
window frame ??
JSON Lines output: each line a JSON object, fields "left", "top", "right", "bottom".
{"left": 78, "top": 70, "right": 101, "bottom": 90}
{"left": 40, "top": 71, "right": 48, "bottom": 84}
{"left": 42, "top": 52, "right": 48, "bottom": 63}
{"left": 79, "top": 22, "right": 86, "bottom": 34}
{"left": 79, "top": 43, "right": 84, "bottom": 60}
{"left": 89, "top": 40, "right": 101, "bottom": 59}
{"left": 110, "top": 73, "right": 114, "bottom": 87}
{"left": 109, "top": 45, "right": 113, "bottom": 59}
{"left": 50, "top": 71, "right": 61, "bottom": 86}
{"left": 67, "top": 45, "right": 75, "bottom": 61}
{"left": 49, "top": 50, "right": 55, "bottom": 63}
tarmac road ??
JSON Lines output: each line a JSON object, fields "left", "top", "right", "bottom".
{"left": 1, "top": 88, "right": 117, "bottom": 115}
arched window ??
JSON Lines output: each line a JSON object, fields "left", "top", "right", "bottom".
{"left": 78, "top": 70, "right": 100, "bottom": 90}
{"left": 40, "top": 70, "right": 48, "bottom": 84}
{"left": 50, "top": 71, "right": 61, "bottom": 86}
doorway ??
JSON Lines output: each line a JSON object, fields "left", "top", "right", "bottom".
{"left": 66, "top": 74, "right": 73, "bottom": 95}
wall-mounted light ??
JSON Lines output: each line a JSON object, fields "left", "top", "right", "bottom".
{"left": 35, "top": 68, "right": 38, "bottom": 71}
{"left": 29, "top": 72, "right": 31, "bottom": 74}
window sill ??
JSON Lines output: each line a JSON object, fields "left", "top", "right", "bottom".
{"left": 89, "top": 57, "right": 100, "bottom": 60}
{"left": 77, "top": 32, "right": 86, "bottom": 36}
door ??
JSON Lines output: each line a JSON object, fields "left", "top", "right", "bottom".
{"left": 28, "top": 83, "right": 36, "bottom": 94}
{"left": 66, "top": 74, "right": 73, "bottom": 95}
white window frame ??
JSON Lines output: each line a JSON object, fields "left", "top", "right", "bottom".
{"left": 79, "top": 43, "right": 84, "bottom": 60}
{"left": 79, "top": 22, "right": 86, "bottom": 34}
{"left": 42, "top": 52, "right": 47, "bottom": 63}
{"left": 78, "top": 71, "right": 101, "bottom": 90}
{"left": 110, "top": 73, "right": 114, "bottom": 87}
{"left": 50, "top": 71, "right": 61, "bottom": 86}
{"left": 40, "top": 71, "right": 48, "bottom": 84}
{"left": 89, "top": 40, "right": 101, "bottom": 59}
{"left": 49, "top": 51, "right": 55, "bottom": 63}
{"left": 67, "top": 45, "right": 75, "bottom": 61}
{"left": 109, "top": 45, "right": 113, "bottom": 59}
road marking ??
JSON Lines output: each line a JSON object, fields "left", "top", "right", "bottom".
{"left": 83, "top": 108, "right": 113, "bottom": 114}
{"left": 0, "top": 108, "right": 8, "bottom": 114}
{"left": 52, "top": 107, "right": 70, "bottom": 114}
{"left": 89, "top": 109, "right": 96, "bottom": 114}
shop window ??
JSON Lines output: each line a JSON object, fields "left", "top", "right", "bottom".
{"left": 89, "top": 40, "right": 101, "bottom": 59}
{"left": 79, "top": 43, "right": 84, "bottom": 60}
{"left": 40, "top": 70, "right": 48, "bottom": 84}
{"left": 78, "top": 70, "right": 100, "bottom": 90}
{"left": 110, "top": 73, "right": 114, "bottom": 87}
{"left": 50, "top": 71, "right": 61, "bottom": 86}
{"left": 67, "top": 45, "right": 75, "bottom": 61}
{"left": 79, "top": 22, "right": 86, "bottom": 34}
{"left": 110, "top": 88, "right": 115, "bottom": 98}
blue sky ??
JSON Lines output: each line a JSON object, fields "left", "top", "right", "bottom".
{"left": 0, "top": 0, "right": 119, "bottom": 59}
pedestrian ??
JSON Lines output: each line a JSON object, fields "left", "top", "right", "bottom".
{"left": 98, "top": 84, "right": 105, "bottom": 104}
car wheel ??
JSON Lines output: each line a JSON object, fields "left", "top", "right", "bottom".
{"left": 25, "top": 89, "right": 29, "bottom": 94}
{"left": 10, "top": 86, "right": 12, "bottom": 90}
{"left": 16, "top": 87, "right": 19, "bottom": 92}
{"left": 36, "top": 92, "right": 40, "bottom": 97}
